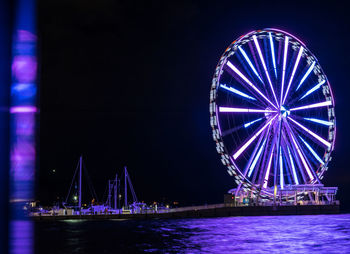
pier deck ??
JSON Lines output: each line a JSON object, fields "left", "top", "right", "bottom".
{"left": 32, "top": 203, "right": 340, "bottom": 221}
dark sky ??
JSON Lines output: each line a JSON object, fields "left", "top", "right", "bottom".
{"left": 38, "top": 0, "right": 350, "bottom": 209}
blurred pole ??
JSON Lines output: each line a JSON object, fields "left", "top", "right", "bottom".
{"left": 0, "top": 1, "right": 13, "bottom": 253}
{"left": 9, "top": 0, "right": 37, "bottom": 253}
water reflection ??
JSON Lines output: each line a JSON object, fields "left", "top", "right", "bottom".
{"left": 10, "top": 221, "right": 33, "bottom": 254}
{"left": 36, "top": 214, "right": 350, "bottom": 254}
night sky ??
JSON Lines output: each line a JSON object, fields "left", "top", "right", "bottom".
{"left": 38, "top": 0, "right": 350, "bottom": 209}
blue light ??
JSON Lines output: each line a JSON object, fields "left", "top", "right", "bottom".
{"left": 299, "top": 80, "right": 326, "bottom": 100}
{"left": 244, "top": 118, "right": 262, "bottom": 128}
{"left": 296, "top": 61, "right": 316, "bottom": 90}
{"left": 287, "top": 146, "right": 299, "bottom": 185}
{"left": 238, "top": 46, "right": 263, "bottom": 83}
{"left": 220, "top": 84, "right": 256, "bottom": 100}
{"left": 248, "top": 138, "right": 266, "bottom": 177}
{"left": 304, "top": 117, "right": 334, "bottom": 126}
{"left": 269, "top": 33, "right": 277, "bottom": 78}
{"left": 299, "top": 136, "right": 324, "bottom": 165}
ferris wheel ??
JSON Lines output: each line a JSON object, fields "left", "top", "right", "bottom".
{"left": 210, "top": 29, "right": 336, "bottom": 198}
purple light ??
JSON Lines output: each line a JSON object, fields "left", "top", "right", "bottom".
{"left": 266, "top": 28, "right": 306, "bottom": 47}
{"left": 282, "top": 45, "right": 303, "bottom": 104}
{"left": 288, "top": 117, "right": 331, "bottom": 148}
{"left": 263, "top": 143, "right": 274, "bottom": 188}
{"left": 253, "top": 35, "right": 279, "bottom": 107}
{"left": 219, "top": 107, "right": 276, "bottom": 113}
{"left": 290, "top": 101, "right": 332, "bottom": 111}
{"left": 9, "top": 220, "right": 33, "bottom": 254}
{"left": 287, "top": 146, "right": 299, "bottom": 185}
{"left": 269, "top": 33, "right": 277, "bottom": 78}
{"left": 238, "top": 46, "right": 263, "bottom": 83}
{"left": 226, "top": 61, "right": 277, "bottom": 109}
{"left": 233, "top": 115, "right": 277, "bottom": 160}
{"left": 280, "top": 36, "right": 289, "bottom": 105}
{"left": 299, "top": 80, "right": 326, "bottom": 100}
{"left": 289, "top": 132, "right": 314, "bottom": 180}
{"left": 11, "top": 55, "right": 37, "bottom": 83}
{"left": 279, "top": 147, "right": 284, "bottom": 189}
{"left": 296, "top": 61, "right": 316, "bottom": 90}
{"left": 10, "top": 106, "right": 37, "bottom": 114}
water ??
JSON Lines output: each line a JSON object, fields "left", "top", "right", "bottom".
{"left": 35, "top": 214, "right": 350, "bottom": 253}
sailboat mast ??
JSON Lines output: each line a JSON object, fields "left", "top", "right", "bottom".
{"left": 79, "top": 155, "right": 82, "bottom": 214}
{"left": 114, "top": 174, "right": 118, "bottom": 209}
{"left": 124, "top": 166, "right": 127, "bottom": 208}
{"left": 108, "top": 180, "right": 111, "bottom": 208}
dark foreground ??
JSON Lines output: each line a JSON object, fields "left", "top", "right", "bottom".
{"left": 33, "top": 204, "right": 339, "bottom": 221}
{"left": 35, "top": 214, "right": 350, "bottom": 253}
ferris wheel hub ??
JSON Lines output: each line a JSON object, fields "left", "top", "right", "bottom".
{"left": 280, "top": 105, "right": 290, "bottom": 118}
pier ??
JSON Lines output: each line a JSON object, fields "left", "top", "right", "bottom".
{"left": 32, "top": 202, "right": 339, "bottom": 221}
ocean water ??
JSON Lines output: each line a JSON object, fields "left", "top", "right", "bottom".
{"left": 35, "top": 214, "right": 350, "bottom": 253}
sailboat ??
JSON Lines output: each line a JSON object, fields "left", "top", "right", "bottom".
{"left": 63, "top": 155, "right": 101, "bottom": 215}
{"left": 105, "top": 166, "right": 145, "bottom": 214}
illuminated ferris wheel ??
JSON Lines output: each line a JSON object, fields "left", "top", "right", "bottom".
{"left": 210, "top": 29, "right": 335, "bottom": 198}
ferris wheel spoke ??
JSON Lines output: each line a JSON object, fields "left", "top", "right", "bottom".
{"left": 245, "top": 123, "right": 272, "bottom": 178}
{"left": 238, "top": 46, "right": 264, "bottom": 83}
{"left": 287, "top": 146, "right": 300, "bottom": 185}
{"left": 299, "top": 80, "right": 326, "bottom": 101}
{"left": 296, "top": 61, "right": 316, "bottom": 91}
{"left": 244, "top": 117, "right": 264, "bottom": 128}
{"left": 288, "top": 116, "right": 331, "bottom": 148}
{"left": 299, "top": 136, "right": 325, "bottom": 165}
{"left": 279, "top": 143, "right": 291, "bottom": 186}
{"left": 253, "top": 35, "right": 279, "bottom": 107}
{"left": 279, "top": 146, "right": 284, "bottom": 189}
{"left": 284, "top": 121, "right": 315, "bottom": 181}
{"left": 289, "top": 100, "right": 332, "bottom": 112}
{"left": 282, "top": 131, "right": 305, "bottom": 184}
{"left": 269, "top": 33, "right": 277, "bottom": 78}
{"left": 282, "top": 45, "right": 304, "bottom": 105}
{"left": 221, "top": 125, "right": 243, "bottom": 137}
{"left": 243, "top": 128, "right": 266, "bottom": 178}
{"left": 219, "top": 84, "right": 257, "bottom": 101}
{"left": 221, "top": 117, "right": 263, "bottom": 137}
{"left": 263, "top": 142, "right": 275, "bottom": 188}
{"left": 226, "top": 61, "right": 277, "bottom": 109}
{"left": 232, "top": 114, "right": 277, "bottom": 160}
{"left": 303, "top": 117, "right": 334, "bottom": 126}
{"left": 282, "top": 140, "right": 300, "bottom": 185}
{"left": 280, "top": 36, "right": 289, "bottom": 105}
{"left": 259, "top": 118, "right": 280, "bottom": 188}
{"left": 219, "top": 107, "right": 276, "bottom": 113}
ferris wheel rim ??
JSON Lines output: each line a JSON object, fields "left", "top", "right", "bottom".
{"left": 210, "top": 28, "right": 336, "bottom": 198}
